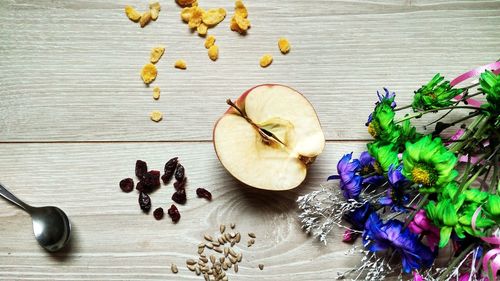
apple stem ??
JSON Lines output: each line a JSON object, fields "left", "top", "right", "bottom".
{"left": 226, "top": 99, "right": 286, "bottom": 146}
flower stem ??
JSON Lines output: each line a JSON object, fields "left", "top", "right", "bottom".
{"left": 403, "top": 194, "right": 429, "bottom": 229}
{"left": 437, "top": 244, "right": 476, "bottom": 281}
{"left": 395, "top": 106, "right": 482, "bottom": 124}
{"left": 393, "top": 104, "right": 413, "bottom": 112}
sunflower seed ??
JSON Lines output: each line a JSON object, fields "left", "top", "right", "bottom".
{"left": 186, "top": 259, "right": 197, "bottom": 265}
{"left": 231, "top": 240, "right": 236, "bottom": 247}
{"left": 200, "top": 256, "right": 209, "bottom": 263}
{"left": 214, "top": 247, "right": 223, "bottom": 253}
{"left": 195, "top": 266, "right": 201, "bottom": 275}
{"left": 210, "top": 255, "right": 216, "bottom": 264}
{"left": 228, "top": 248, "right": 237, "bottom": 257}
{"left": 229, "top": 255, "right": 237, "bottom": 264}
{"left": 198, "top": 242, "right": 206, "bottom": 248}
{"left": 187, "top": 264, "right": 196, "bottom": 271}
{"left": 171, "top": 263, "right": 178, "bottom": 273}
{"left": 237, "top": 253, "right": 242, "bottom": 262}
{"left": 235, "top": 232, "right": 241, "bottom": 243}
{"left": 247, "top": 238, "right": 255, "bottom": 247}
{"left": 212, "top": 241, "right": 220, "bottom": 247}
{"left": 220, "top": 224, "right": 226, "bottom": 234}
{"left": 222, "top": 262, "right": 228, "bottom": 270}
{"left": 198, "top": 247, "right": 205, "bottom": 254}
{"left": 204, "top": 273, "right": 209, "bottom": 281}
{"left": 234, "top": 263, "right": 239, "bottom": 273}
{"left": 258, "top": 264, "right": 264, "bottom": 270}
{"left": 230, "top": 223, "right": 235, "bottom": 229}
{"left": 204, "top": 234, "right": 213, "bottom": 242}
{"left": 248, "top": 232, "right": 256, "bottom": 238}
{"left": 224, "top": 233, "right": 231, "bottom": 242}
{"left": 225, "top": 260, "right": 232, "bottom": 268}
{"left": 218, "top": 237, "right": 225, "bottom": 244}
{"left": 222, "top": 275, "right": 228, "bottom": 281}
{"left": 223, "top": 247, "right": 229, "bottom": 257}
{"left": 206, "top": 242, "right": 214, "bottom": 249}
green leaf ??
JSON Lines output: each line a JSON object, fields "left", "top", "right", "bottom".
{"left": 439, "top": 226, "right": 452, "bottom": 248}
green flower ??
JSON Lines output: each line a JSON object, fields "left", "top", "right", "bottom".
{"left": 367, "top": 142, "right": 399, "bottom": 173}
{"left": 480, "top": 70, "right": 500, "bottom": 120}
{"left": 397, "top": 119, "right": 422, "bottom": 149}
{"left": 485, "top": 194, "right": 500, "bottom": 217}
{"left": 425, "top": 198, "right": 464, "bottom": 247}
{"left": 412, "top": 74, "right": 463, "bottom": 110}
{"left": 367, "top": 97, "right": 400, "bottom": 144}
{"left": 402, "top": 136, "right": 458, "bottom": 192}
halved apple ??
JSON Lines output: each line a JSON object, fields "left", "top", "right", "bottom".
{"left": 213, "top": 84, "right": 325, "bottom": 191}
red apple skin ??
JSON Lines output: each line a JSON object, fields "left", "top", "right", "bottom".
{"left": 213, "top": 84, "right": 325, "bottom": 190}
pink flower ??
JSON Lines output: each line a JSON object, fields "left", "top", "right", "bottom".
{"left": 413, "top": 271, "right": 423, "bottom": 281}
{"left": 408, "top": 209, "right": 440, "bottom": 249}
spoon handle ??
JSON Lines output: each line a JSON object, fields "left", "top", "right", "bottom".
{"left": 0, "top": 182, "right": 31, "bottom": 211}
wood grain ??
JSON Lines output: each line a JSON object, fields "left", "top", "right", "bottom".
{"left": 0, "top": 142, "right": 365, "bottom": 280}
{"left": 0, "top": 0, "right": 499, "bottom": 141}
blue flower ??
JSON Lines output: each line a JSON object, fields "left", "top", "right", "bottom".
{"left": 328, "top": 153, "right": 363, "bottom": 199}
{"left": 358, "top": 151, "right": 385, "bottom": 185}
{"left": 363, "top": 213, "right": 435, "bottom": 273}
{"left": 378, "top": 165, "right": 410, "bottom": 212}
{"left": 345, "top": 202, "right": 373, "bottom": 230}
{"left": 366, "top": 88, "right": 397, "bottom": 125}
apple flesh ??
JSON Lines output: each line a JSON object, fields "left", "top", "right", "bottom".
{"left": 213, "top": 84, "right": 325, "bottom": 191}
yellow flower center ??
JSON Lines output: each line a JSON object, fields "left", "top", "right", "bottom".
{"left": 368, "top": 122, "right": 378, "bottom": 138}
{"left": 411, "top": 164, "right": 437, "bottom": 186}
{"left": 373, "top": 162, "right": 383, "bottom": 174}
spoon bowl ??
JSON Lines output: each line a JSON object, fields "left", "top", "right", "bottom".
{"left": 31, "top": 206, "right": 71, "bottom": 252}
{"left": 0, "top": 182, "right": 71, "bottom": 252}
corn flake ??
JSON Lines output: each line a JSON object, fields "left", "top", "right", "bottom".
{"left": 176, "top": 0, "right": 197, "bottom": 7}
{"left": 150, "top": 2, "right": 161, "bottom": 20}
{"left": 208, "top": 45, "right": 219, "bottom": 61}
{"left": 125, "top": 6, "right": 142, "bottom": 22}
{"left": 202, "top": 8, "right": 226, "bottom": 26}
{"left": 150, "top": 46, "right": 165, "bottom": 64}
{"left": 204, "top": 35, "right": 216, "bottom": 49}
{"left": 234, "top": 0, "right": 248, "bottom": 18}
{"left": 141, "top": 63, "right": 158, "bottom": 84}
{"left": 174, "top": 59, "right": 187, "bottom": 69}
{"left": 150, "top": 111, "right": 163, "bottom": 122}
{"left": 234, "top": 14, "right": 250, "bottom": 31}
{"left": 181, "top": 7, "right": 195, "bottom": 22}
{"left": 197, "top": 23, "right": 208, "bottom": 36}
{"left": 259, "top": 54, "right": 273, "bottom": 68}
{"left": 278, "top": 38, "right": 291, "bottom": 54}
{"left": 139, "top": 10, "right": 152, "bottom": 28}
{"left": 153, "top": 87, "right": 161, "bottom": 100}
{"left": 188, "top": 7, "right": 204, "bottom": 29}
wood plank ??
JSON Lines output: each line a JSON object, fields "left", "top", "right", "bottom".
{"left": 0, "top": 141, "right": 367, "bottom": 280}
{"left": 0, "top": 0, "right": 498, "bottom": 141}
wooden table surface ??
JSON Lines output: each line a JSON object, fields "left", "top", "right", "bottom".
{"left": 0, "top": 0, "right": 499, "bottom": 280}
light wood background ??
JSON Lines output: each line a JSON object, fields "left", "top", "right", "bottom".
{"left": 0, "top": 0, "right": 499, "bottom": 280}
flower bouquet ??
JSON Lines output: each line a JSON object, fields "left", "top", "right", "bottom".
{"left": 297, "top": 61, "right": 500, "bottom": 280}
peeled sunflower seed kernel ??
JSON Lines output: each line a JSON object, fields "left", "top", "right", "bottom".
{"left": 150, "top": 111, "right": 163, "bottom": 122}
{"left": 125, "top": 6, "right": 141, "bottom": 22}
{"left": 208, "top": 45, "right": 219, "bottom": 61}
{"left": 141, "top": 63, "right": 157, "bottom": 84}
{"left": 259, "top": 54, "right": 273, "bottom": 68}
{"left": 220, "top": 224, "right": 226, "bottom": 234}
{"left": 139, "top": 11, "right": 152, "bottom": 27}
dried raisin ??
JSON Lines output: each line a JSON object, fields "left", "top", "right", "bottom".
{"left": 153, "top": 207, "right": 164, "bottom": 220}
{"left": 175, "top": 164, "right": 185, "bottom": 181}
{"left": 167, "top": 204, "right": 181, "bottom": 223}
{"left": 135, "top": 160, "right": 148, "bottom": 179}
{"left": 136, "top": 181, "right": 145, "bottom": 192}
{"left": 196, "top": 188, "right": 212, "bottom": 201}
{"left": 172, "top": 189, "right": 187, "bottom": 204}
{"left": 162, "top": 157, "right": 178, "bottom": 184}
{"left": 173, "top": 177, "right": 187, "bottom": 191}
{"left": 119, "top": 178, "right": 134, "bottom": 193}
{"left": 139, "top": 192, "right": 152, "bottom": 212}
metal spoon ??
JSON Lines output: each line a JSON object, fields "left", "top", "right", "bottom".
{"left": 0, "top": 182, "right": 71, "bottom": 252}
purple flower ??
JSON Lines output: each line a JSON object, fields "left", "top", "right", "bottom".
{"left": 342, "top": 203, "right": 374, "bottom": 243}
{"left": 408, "top": 210, "right": 440, "bottom": 250}
{"left": 358, "top": 151, "right": 385, "bottom": 185}
{"left": 328, "top": 153, "right": 363, "bottom": 199}
{"left": 363, "top": 213, "right": 435, "bottom": 273}
{"left": 378, "top": 165, "right": 410, "bottom": 212}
